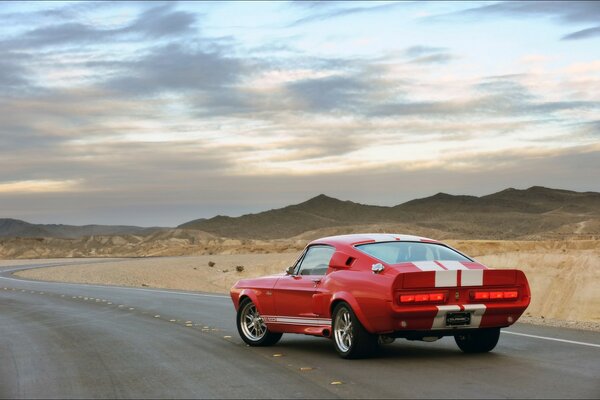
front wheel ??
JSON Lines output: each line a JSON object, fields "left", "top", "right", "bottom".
{"left": 332, "top": 303, "right": 378, "bottom": 359}
{"left": 236, "top": 299, "right": 282, "bottom": 346}
{"left": 454, "top": 328, "right": 500, "bottom": 353}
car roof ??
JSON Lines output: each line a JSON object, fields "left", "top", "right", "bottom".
{"left": 309, "top": 233, "right": 441, "bottom": 247}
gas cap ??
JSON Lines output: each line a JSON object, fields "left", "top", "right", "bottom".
{"left": 371, "top": 263, "right": 384, "bottom": 273}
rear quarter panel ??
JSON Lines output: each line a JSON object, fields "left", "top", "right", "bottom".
{"left": 323, "top": 263, "right": 399, "bottom": 333}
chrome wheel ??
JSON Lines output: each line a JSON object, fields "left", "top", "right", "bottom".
{"left": 240, "top": 301, "right": 267, "bottom": 341}
{"left": 334, "top": 307, "right": 353, "bottom": 352}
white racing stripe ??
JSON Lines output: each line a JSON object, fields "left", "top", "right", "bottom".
{"left": 396, "top": 235, "right": 426, "bottom": 241}
{"left": 463, "top": 304, "right": 486, "bottom": 328}
{"left": 504, "top": 331, "right": 600, "bottom": 348}
{"left": 461, "top": 269, "right": 484, "bottom": 286}
{"left": 435, "top": 270, "right": 457, "bottom": 287}
{"left": 263, "top": 315, "right": 331, "bottom": 326}
{"left": 413, "top": 261, "right": 445, "bottom": 271}
{"left": 438, "top": 261, "right": 468, "bottom": 270}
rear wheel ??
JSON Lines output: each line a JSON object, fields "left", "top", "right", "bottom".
{"left": 236, "top": 299, "right": 282, "bottom": 346}
{"left": 454, "top": 328, "right": 500, "bottom": 353}
{"left": 332, "top": 302, "right": 378, "bottom": 359}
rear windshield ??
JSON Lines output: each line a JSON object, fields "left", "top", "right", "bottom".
{"left": 355, "top": 241, "right": 471, "bottom": 264}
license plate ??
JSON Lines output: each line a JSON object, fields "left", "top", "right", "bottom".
{"left": 446, "top": 312, "right": 471, "bottom": 326}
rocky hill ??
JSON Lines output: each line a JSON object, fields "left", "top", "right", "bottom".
{"left": 0, "top": 218, "right": 163, "bottom": 239}
{"left": 179, "top": 187, "right": 600, "bottom": 240}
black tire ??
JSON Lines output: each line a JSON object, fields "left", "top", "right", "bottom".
{"left": 236, "top": 298, "right": 282, "bottom": 346}
{"left": 454, "top": 328, "right": 500, "bottom": 353}
{"left": 332, "top": 302, "right": 378, "bottom": 359}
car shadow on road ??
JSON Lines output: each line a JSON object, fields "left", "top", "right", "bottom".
{"left": 270, "top": 335, "right": 504, "bottom": 361}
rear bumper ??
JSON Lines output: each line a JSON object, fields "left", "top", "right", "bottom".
{"left": 371, "top": 301, "right": 529, "bottom": 333}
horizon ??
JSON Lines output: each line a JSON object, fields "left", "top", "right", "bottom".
{"left": 3, "top": 184, "right": 597, "bottom": 228}
{"left": 1, "top": 1, "right": 599, "bottom": 226}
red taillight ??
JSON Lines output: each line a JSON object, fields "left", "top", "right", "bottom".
{"left": 430, "top": 293, "right": 445, "bottom": 301}
{"left": 415, "top": 294, "right": 429, "bottom": 302}
{"left": 400, "top": 293, "right": 445, "bottom": 303}
{"left": 472, "top": 290, "right": 519, "bottom": 300}
{"left": 474, "top": 291, "right": 489, "bottom": 300}
{"left": 400, "top": 295, "right": 415, "bottom": 303}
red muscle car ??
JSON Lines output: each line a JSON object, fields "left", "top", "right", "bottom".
{"left": 230, "top": 234, "right": 531, "bottom": 358}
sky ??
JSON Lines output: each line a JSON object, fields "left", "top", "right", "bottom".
{"left": 0, "top": 1, "right": 599, "bottom": 226}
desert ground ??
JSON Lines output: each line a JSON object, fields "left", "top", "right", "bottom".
{"left": 9, "top": 239, "right": 599, "bottom": 331}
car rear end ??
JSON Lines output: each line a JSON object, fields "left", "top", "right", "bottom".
{"left": 389, "top": 267, "right": 531, "bottom": 338}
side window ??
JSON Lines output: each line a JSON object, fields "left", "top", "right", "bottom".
{"left": 296, "top": 245, "right": 335, "bottom": 276}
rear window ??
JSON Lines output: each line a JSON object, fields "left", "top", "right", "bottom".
{"left": 355, "top": 241, "right": 471, "bottom": 264}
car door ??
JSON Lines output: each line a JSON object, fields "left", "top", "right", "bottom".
{"left": 273, "top": 245, "right": 335, "bottom": 320}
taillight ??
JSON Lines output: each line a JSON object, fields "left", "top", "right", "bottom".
{"left": 471, "top": 290, "right": 519, "bottom": 301}
{"left": 400, "top": 292, "right": 445, "bottom": 303}
{"left": 400, "top": 295, "right": 415, "bottom": 302}
{"left": 474, "top": 291, "right": 489, "bottom": 300}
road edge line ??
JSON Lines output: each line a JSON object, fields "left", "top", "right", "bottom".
{"left": 504, "top": 331, "right": 600, "bottom": 348}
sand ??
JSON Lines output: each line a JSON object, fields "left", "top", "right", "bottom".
{"left": 13, "top": 254, "right": 298, "bottom": 293}
{"left": 12, "top": 240, "right": 600, "bottom": 330}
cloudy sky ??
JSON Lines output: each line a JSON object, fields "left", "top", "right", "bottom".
{"left": 0, "top": 1, "right": 599, "bottom": 226}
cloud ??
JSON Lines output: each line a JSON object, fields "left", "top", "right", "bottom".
{"left": 0, "top": 179, "right": 80, "bottom": 194}
{"left": 369, "top": 73, "right": 599, "bottom": 118}
{"left": 408, "top": 53, "right": 455, "bottom": 64}
{"left": 2, "top": 4, "right": 196, "bottom": 49}
{"left": 0, "top": 53, "right": 32, "bottom": 93}
{"left": 400, "top": 45, "right": 456, "bottom": 65}
{"left": 285, "top": 74, "right": 368, "bottom": 112}
{"left": 289, "top": 2, "right": 407, "bottom": 26}
{"left": 370, "top": 96, "right": 598, "bottom": 118}
{"left": 104, "top": 43, "right": 246, "bottom": 95}
{"left": 124, "top": 4, "right": 196, "bottom": 38}
{"left": 403, "top": 45, "right": 447, "bottom": 58}
{"left": 562, "top": 25, "right": 600, "bottom": 40}
{"left": 453, "top": 1, "right": 600, "bottom": 24}
{"left": 440, "top": 1, "right": 600, "bottom": 42}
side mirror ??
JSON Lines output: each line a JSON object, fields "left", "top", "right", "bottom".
{"left": 285, "top": 265, "right": 295, "bottom": 275}
{"left": 329, "top": 251, "right": 354, "bottom": 270}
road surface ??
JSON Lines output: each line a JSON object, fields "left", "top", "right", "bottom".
{"left": 1, "top": 260, "right": 598, "bottom": 398}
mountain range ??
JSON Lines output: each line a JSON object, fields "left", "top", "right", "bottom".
{"left": 0, "top": 218, "right": 161, "bottom": 239}
{"left": 2, "top": 186, "right": 599, "bottom": 241}
{"left": 178, "top": 186, "right": 600, "bottom": 240}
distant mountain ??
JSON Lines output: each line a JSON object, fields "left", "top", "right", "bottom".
{"left": 2, "top": 186, "right": 598, "bottom": 241}
{"left": 179, "top": 194, "right": 391, "bottom": 239}
{"left": 0, "top": 218, "right": 163, "bottom": 239}
{"left": 179, "top": 187, "right": 600, "bottom": 240}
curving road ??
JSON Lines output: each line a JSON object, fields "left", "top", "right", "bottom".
{"left": 1, "top": 260, "right": 599, "bottom": 399}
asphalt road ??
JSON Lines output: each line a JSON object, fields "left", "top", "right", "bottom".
{"left": 1, "top": 260, "right": 599, "bottom": 399}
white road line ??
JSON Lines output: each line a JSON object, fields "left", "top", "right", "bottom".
{"left": 505, "top": 331, "right": 600, "bottom": 348}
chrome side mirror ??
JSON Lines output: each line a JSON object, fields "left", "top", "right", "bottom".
{"left": 286, "top": 265, "right": 295, "bottom": 275}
